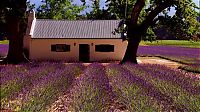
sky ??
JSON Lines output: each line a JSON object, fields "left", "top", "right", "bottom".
{"left": 30, "top": 0, "right": 199, "bottom": 15}
{"left": 30, "top": 0, "right": 107, "bottom": 14}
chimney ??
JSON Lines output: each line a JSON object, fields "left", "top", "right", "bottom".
{"left": 26, "top": 10, "right": 36, "bottom": 35}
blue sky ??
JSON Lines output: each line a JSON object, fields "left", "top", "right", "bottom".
{"left": 30, "top": 0, "right": 199, "bottom": 14}
{"left": 29, "top": 0, "right": 106, "bottom": 8}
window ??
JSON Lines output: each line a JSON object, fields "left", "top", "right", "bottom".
{"left": 95, "top": 44, "right": 114, "bottom": 52}
{"left": 51, "top": 44, "right": 70, "bottom": 52}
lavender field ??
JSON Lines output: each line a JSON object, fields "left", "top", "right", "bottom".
{"left": 138, "top": 46, "right": 200, "bottom": 73}
{"left": 1, "top": 45, "right": 199, "bottom": 64}
{"left": 0, "top": 44, "right": 8, "bottom": 58}
{"left": 138, "top": 46, "right": 200, "bottom": 64}
{"left": 0, "top": 62, "right": 200, "bottom": 111}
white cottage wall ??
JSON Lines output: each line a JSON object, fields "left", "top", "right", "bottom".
{"left": 29, "top": 39, "right": 127, "bottom": 62}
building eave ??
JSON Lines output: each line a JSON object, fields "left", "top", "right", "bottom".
{"left": 31, "top": 38, "right": 123, "bottom": 39}
{"left": 30, "top": 19, "right": 36, "bottom": 36}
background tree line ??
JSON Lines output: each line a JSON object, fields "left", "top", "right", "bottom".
{"left": 28, "top": 0, "right": 200, "bottom": 41}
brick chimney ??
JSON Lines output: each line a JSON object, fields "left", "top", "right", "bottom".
{"left": 26, "top": 10, "right": 36, "bottom": 35}
{"left": 23, "top": 10, "right": 35, "bottom": 58}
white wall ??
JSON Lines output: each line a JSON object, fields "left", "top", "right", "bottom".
{"left": 29, "top": 39, "right": 128, "bottom": 62}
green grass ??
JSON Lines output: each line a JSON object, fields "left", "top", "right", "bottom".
{"left": 0, "top": 40, "right": 9, "bottom": 44}
{"left": 178, "top": 65, "right": 200, "bottom": 74}
{"left": 140, "top": 40, "right": 200, "bottom": 48}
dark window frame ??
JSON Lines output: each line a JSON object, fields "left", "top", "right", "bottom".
{"left": 51, "top": 44, "right": 70, "bottom": 52}
{"left": 95, "top": 44, "right": 114, "bottom": 52}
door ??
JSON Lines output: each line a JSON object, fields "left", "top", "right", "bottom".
{"left": 79, "top": 44, "right": 90, "bottom": 62}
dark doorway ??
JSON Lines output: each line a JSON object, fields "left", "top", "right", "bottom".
{"left": 79, "top": 44, "right": 90, "bottom": 62}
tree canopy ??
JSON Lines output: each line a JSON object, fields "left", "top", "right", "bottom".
{"left": 36, "top": 0, "right": 85, "bottom": 20}
{"left": 106, "top": 0, "right": 200, "bottom": 40}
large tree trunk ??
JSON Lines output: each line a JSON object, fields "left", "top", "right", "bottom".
{"left": 2, "top": 0, "right": 27, "bottom": 64}
{"left": 4, "top": 16, "right": 25, "bottom": 64}
{"left": 120, "top": 0, "right": 145, "bottom": 64}
{"left": 121, "top": 39, "right": 140, "bottom": 64}
{"left": 121, "top": 25, "right": 142, "bottom": 64}
{"left": 120, "top": 0, "right": 173, "bottom": 64}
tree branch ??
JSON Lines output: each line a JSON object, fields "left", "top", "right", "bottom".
{"left": 130, "top": 0, "right": 145, "bottom": 26}
{"left": 141, "top": 0, "right": 174, "bottom": 30}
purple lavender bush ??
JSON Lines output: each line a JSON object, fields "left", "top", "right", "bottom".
{"left": 20, "top": 63, "right": 84, "bottom": 111}
{"left": 138, "top": 46, "right": 200, "bottom": 73}
{"left": 0, "top": 62, "right": 84, "bottom": 111}
{"left": 123, "top": 63, "right": 200, "bottom": 111}
{"left": 179, "top": 64, "right": 200, "bottom": 73}
{"left": 0, "top": 65, "right": 27, "bottom": 85}
{"left": 0, "top": 44, "right": 8, "bottom": 57}
{"left": 138, "top": 46, "right": 200, "bottom": 59}
{"left": 69, "top": 63, "right": 114, "bottom": 111}
{"left": 1, "top": 61, "right": 199, "bottom": 111}
{"left": 105, "top": 64, "right": 185, "bottom": 111}
{"left": 1, "top": 63, "right": 59, "bottom": 110}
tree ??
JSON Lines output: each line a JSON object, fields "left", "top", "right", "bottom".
{"left": 0, "top": 0, "right": 85, "bottom": 64}
{"left": 106, "top": 0, "right": 136, "bottom": 19}
{"left": 0, "top": 0, "right": 27, "bottom": 64}
{"left": 158, "top": 6, "right": 200, "bottom": 40}
{"left": 83, "top": 0, "right": 112, "bottom": 19}
{"left": 106, "top": 0, "right": 157, "bottom": 40}
{"left": 27, "top": 1, "right": 36, "bottom": 11}
{"left": 116, "top": 0, "right": 200, "bottom": 64}
{"left": 37, "top": 0, "right": 85, "bottom": 20}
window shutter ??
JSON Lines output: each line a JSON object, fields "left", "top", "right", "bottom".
{"left": 65, "top": 45, "right": 70, "bottom": 51}
{"left": 51, "top": 45, "right": 56, "bottom": 51}
{"left": 95, "top": 44, "right": 114, "bottom": 52}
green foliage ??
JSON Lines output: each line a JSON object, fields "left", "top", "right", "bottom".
{"left": 84, "top": 0, "right": 112, "bottom": 19}
{"left": 26, "top": 1, "right": 35, "bottom": 11}
{"left": 90, "top": 0, "right": 100, "bottom": 14}
{"left": 140, "top": 40, "right": 200, "bottom": 48}
{"left": 142, "top": 27, "right": 156, "bottom": 42}
{"left": 1, "top": 81, "right": 21, "bottom": 100}
{"left": 0, "top": 40, "right": 9, "bottom": 44}
{"left": 106, "top": 0, "right": 136, "bottom": 19}
{"left": 179, "top": 65, "right": 200, "bottom": 74}
{"left": 37, "top": 0, "right": 85, "bottom": 20}
{"left": 0, "top": 0, "right": 27, "bottom": 35}
{"left": 157, "top": 0, "right": 200, "bottom": 40}
{"left": 106, "top": 0, "right": 199, "bottom": 41}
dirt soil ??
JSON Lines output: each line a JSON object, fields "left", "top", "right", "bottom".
{"left": 81, "top": 57, "right": 182, "bottom": 69}
{"left": 137, "top": 57, "right": 182, "bottom": 68}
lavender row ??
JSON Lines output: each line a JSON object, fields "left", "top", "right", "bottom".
{"left": 123, "top": 63, "right": 200, "bottom": 111}
{"left": 0, "top": 65, "right": 27, "bottom": 85}
{"left": 1, "top": 63, "right": 84, "bottom": 111}
{"left": 138, "top": 46, "right": 200, "bottom": 58}
{"left": 125, "top": 63, "right": 200, "bottom": 95}
{"left": 20, "top": 63, "right": 84, "bottom": 111}
{"left": 0, "top": 44, "right": 8, "bottom": 57}
{"left": 68, "top": 63, "right": 114, "bottom": 111}
{"left": 138, "top": 46, "right": 200, "bottom": 64}
{"left": 0, "top": 62, "right": 58, "bottom": 85}
{"left": 1, "top": 63, "right": 60, "bottom": 110}
{"left": 106, "top": 64, "right": 185, "bottom": 111}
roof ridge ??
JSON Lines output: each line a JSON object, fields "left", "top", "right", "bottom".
{"left": 36, "top": 19, "right": 120, "bottom": 21}
{"left": 32, "top": 19, "right": 121, "bottom": 39}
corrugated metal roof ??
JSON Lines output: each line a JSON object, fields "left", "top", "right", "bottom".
{"left": 32, "top": 19, "right": 121, "bottom": 39}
